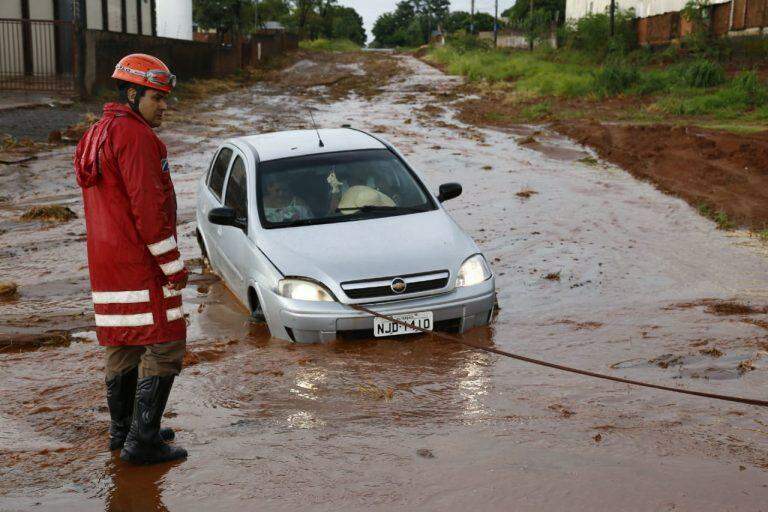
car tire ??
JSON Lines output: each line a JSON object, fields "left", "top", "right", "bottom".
{"left": 248, "top": 287, "right": 266, "bottom": 323}
{"left": 196, "top": 228, "right": 211, "bottom": 270}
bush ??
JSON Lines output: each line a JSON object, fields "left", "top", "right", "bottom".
{"left": 561, "top": 9, "right": 637, "bottom": 60}
{"left": 632, "top": 71, "right": 671, "bottom": 95}
{"left": 679, "top": 59, "right": 726, "bottom": 88}
{"left": 447, "top": 32, "right": 493, "bottom": 53}
{"left": 593, "top": 62, "right": 639, "bottom": 96}
{"left": 731, "top": 69, "right": 767, "bottom": 106}
{"left": 299, "top": 38, "right": 360, "bottom": 52}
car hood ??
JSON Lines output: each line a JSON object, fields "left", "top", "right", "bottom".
{"left": 256, "top": 210, "right": 478, "bottom": 288}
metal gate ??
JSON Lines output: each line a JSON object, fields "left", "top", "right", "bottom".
{"left": 0, "top": 18, "right": 76, "bottom": 92}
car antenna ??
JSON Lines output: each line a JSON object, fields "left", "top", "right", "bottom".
{"left": 308, "top": 109, "right": 324, "bottom": 148}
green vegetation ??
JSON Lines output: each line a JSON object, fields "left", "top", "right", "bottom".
{"left": 299, "top": 38, "right": 360, "bottom": 52}
{"left": 425, "top": 16, "right": 768, "bottom": 126}
{"left": 697, "top": 203, "right": 735, "bottom": 230}
{"left": 372, "top": 0, "right": 450, "bottom": 48}
{"left": 193, "top": 0, "right": 367, "bottom": 46}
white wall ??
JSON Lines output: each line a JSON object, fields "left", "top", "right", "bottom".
{"left": 29, "top": 0, "right": 56, "bottom": 75}
{"left": 141, "top": 0, "right": 152, "bottom": 35}
{"left": 107, "top": 0, "right": 121, "bottom": 31}
{"left": 0, "top": 1, "right": 23, "bottom": 75}
{"left": 86, "top": 0, "right": 103, "bottom": 29}
{"left": 0, "top": 1, "right": 22, "bottom": 18}
{"left": 565, "top": 0, "right": 728, "bottom": 20}
{"left": 156, "top": 0, "right": 192, "bottom": 40}
{"left": 126, "top": 0, "right": 138, "bottom": 33}
{"left": 29, "top": 0, "right": 54, "bottom": 19}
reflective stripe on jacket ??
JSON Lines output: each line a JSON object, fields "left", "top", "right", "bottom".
{"left": 74, "top": 103, "right": 187, "bottom": 346}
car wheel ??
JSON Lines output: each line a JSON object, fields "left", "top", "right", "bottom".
{"left": 196, "top": 228, "right": 211, "bottom": 270}
{"left": 248, "top": 287, "right": 266, "bottom": 323}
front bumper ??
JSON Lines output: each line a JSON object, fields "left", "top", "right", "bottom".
{"left": 262, "top": 278, "right": 496, "bottom": 343}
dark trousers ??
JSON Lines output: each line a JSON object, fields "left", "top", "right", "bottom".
{"left": 105, "top": 340, "right": 186, "bottom": 380}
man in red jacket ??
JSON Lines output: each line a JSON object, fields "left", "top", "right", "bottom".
{"left": 74, "top": 54, "right": 188, "bottom": 464}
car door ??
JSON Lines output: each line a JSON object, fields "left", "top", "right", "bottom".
{"left": 218, "top": 152, "right": 251, "bottom": 300}
{"left": 199, "top": 146, "right": 234, "bottom": 270}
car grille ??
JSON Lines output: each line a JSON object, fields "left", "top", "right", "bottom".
{"left": 341, "top": 270, "right": 450, "bottom": 300}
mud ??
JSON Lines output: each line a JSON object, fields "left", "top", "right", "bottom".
{"left": 553, "top": 121, "right": 768, "bottom": 230}
{"left": 441, "top": 72, "right": 768, "bottom": 231}
{"left": 1, "top": 52, "right": 768, "bottom": 511}
{"left": 19, "top": 205, "right": 77, "bottom": 223}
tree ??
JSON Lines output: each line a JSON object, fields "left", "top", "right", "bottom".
{"left": 473, "top": 12, "right": 497, "bottom": 31}
{"left": 194, "top": 0, "right": 256, "bottom": 35}
{"left": 327, "top": 6, "right": 366, "bottom": 45}
{"left": 256, "top": 0, "right": 291, "bottom": 27}
{"left": 502, "top": 0, "right": 565, "bottom": 25}
{"left": 371, "top": 0, "right": 451, "bottom": 47}
{"left": 444, "top": 11, "right": 469, "bottom": 32}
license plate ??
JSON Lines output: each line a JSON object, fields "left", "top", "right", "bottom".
{"left": 373, "top": 311, "right": 433, "bottom": 337}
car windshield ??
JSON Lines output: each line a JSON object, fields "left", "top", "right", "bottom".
{"left": 257, "top": 149, "right": 436, "bottom": 229}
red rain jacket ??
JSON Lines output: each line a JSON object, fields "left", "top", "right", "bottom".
{"left": 74, "top": 103, "right": 187, "bottom": 346}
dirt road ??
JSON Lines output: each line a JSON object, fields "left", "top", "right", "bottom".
{"left": 2, "top": 53, "right": 768, "bottom": 511}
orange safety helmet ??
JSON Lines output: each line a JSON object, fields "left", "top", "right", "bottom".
{"left": 111, "top": 53, "right": 176, "bottom": 93}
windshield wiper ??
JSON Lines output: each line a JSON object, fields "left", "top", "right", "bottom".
{"left": 335, "top": 205, "right": 429, "bottom": 214}
{"left": 278, "top": 218, "right": 326, "bottom": 228}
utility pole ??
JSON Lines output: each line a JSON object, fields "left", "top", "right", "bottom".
{"left": 470, "top": 0, "right": 475, "bottom": 34}
{"left": 494, "top": 0, "right": 499, "bottom": 47}
{"left": 75, "top": 0, "right": 87, "bottom": 98}
{"left": 609, "top": 0, "right": 616, "bottom": 36}
{"left": 529, "top": 0, "right": 534, "bottom": 51}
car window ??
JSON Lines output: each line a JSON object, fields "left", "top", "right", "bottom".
{"left": 224, "top": 155, "right": 248, "bottom": 222}
{"left": 208, "top": 147, "right": 233, "bottom": 201}
{"left": 257, "top": 149, "right": 436, "bottom": 229}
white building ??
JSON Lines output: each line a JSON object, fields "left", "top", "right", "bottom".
{"left": 156, "top": 0, "right": 193, "bottom": 40}
{"left": 0, "top": 0, "right": 192, "bottom": 89}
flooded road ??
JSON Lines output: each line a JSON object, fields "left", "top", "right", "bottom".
{"left": 2, "top": 54, "right": 768, "bottom": 511}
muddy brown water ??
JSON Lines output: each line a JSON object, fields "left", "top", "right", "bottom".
{"left": 2, "top": 55, "right": 768, "bottom": 511}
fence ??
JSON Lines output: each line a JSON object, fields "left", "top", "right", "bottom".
{"left": 0, "top": 18, "right": 76, "bottom": 92}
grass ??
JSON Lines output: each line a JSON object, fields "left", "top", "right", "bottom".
{"left": 697, "top": 203, "right": 735, "bottom": 230}
{"left": 425, "top": 45, "right": 768, "bottom": 125}
{"left": 427, "top": 47, "right": 598, "bottom": 99}
{"left": 299, "top": 38, "right": 360, "bottom": 52}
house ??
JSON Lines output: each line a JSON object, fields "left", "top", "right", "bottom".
{"left": 0, "top": 0, "right": 193, "bottom": 92}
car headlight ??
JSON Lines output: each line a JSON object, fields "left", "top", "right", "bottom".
{"left": 456, "top": 254, "right": 492, "bottom": 288}
{"left": 278, "top": 278, "right": 336, "bottom": 301}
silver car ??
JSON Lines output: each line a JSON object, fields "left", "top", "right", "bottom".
{"left": 195, "top": 128, "right": 496, "bottom": 343}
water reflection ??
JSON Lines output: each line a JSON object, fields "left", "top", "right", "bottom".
{"left": 104, "top": 453, "right": 181, "bottom": 512}
{"left": 290, "top": 367, "right": 328, "bottom": 400}
{"left": 457, "top": 354, "right": 492, "bottom": 417}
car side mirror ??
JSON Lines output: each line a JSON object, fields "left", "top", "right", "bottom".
{"left": 437, "top": 182, "right": 462, "bottom": 202}
{"left": 208, "top": 207, "right": 247, "bottom": 231}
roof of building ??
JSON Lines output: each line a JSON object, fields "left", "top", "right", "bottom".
{"left": 233, "top": 128, "right": 386, "bottom": 162}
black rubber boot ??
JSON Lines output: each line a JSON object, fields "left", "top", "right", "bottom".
{"left": 106, "top": 368, "right": 175, "bottom": 451}
{"left": 119, "top": 375, "right": 187, "bottom": 465}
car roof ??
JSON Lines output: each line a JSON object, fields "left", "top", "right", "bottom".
{"left": 233, "top": 128, "right": 387, "bottom": 163}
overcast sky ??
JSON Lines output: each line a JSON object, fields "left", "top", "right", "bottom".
{"left": 336, "top": 1, "right": 512, "bottom": 43}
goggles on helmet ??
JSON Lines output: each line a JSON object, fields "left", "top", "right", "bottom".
{"left": 146, "top": 69, "right": 177, "bottom": 88}
{"left": 115, "top": 64, "right": 177, "bottom": 89}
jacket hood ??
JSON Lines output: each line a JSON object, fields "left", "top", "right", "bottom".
{"left": 74, "top": 103, "right": 147, "bottom": 188}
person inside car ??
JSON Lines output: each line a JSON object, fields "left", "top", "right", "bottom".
{"left": 263, "top": 174, "right": 314, "bottom": 223}
{"left": 328, "top": 169, "right": 395, "bottom": 214}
